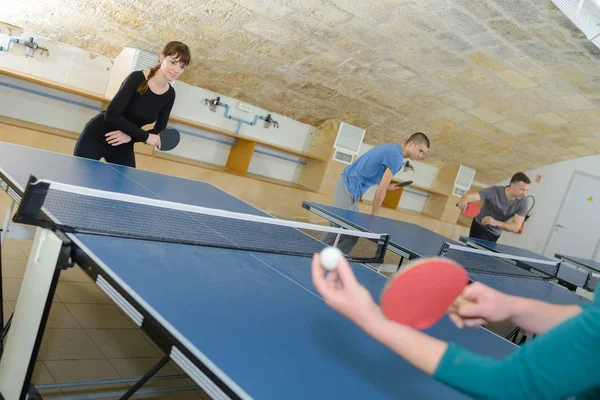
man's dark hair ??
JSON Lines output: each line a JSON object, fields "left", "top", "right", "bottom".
{"left": 510, "top": 172, "right": 531, "bottom": 185}
{"left": 405, "top": 132, "right": 430, "bottom": 148}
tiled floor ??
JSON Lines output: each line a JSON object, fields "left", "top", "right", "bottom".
{"left": 2, "top": 238, "right": 209, "bottom": 399}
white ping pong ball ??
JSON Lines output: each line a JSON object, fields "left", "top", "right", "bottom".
{"left": 320, "top": 247, "right": 343, "bottom": 271}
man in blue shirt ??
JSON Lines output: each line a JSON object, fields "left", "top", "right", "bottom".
{"left": 324, "top": 132, "right": 430, "bottom": 253}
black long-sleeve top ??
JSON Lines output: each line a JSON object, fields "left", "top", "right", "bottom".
{"left": 82, "top": 71, "right": 175, "bottom": 143}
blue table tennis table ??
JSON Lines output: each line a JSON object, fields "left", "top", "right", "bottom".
{"left": 0, "top": 142, "right": 520, "bottom": 400}
{"left": 460, "top": 237, "right": 598, "bottom": 293}
{"left": 555, "top": 254, "right": 600, "bottom": 292}
{"left": 556, "top": 253, "right": 600, "bottom": 273}
{"left": 458, "top": 236, "right": 559, "bottom": 276}
{"left": 302, "top": 201, "right": 590, "bottom": 308}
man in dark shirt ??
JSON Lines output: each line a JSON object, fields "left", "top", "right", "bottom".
{"left": 458, "top": 172, "right": 530, "bottom": 242}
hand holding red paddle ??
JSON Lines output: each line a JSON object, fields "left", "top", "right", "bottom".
{"left": 380, "top": 258, "right": 471, "bottom": 329}
{"left": 457, "top": 201, "right": 481, "bottom": 217}
{"left": 312, "top": 249, "right": 478, "bottom": 331}
{"left": 311, "top": 250, "right": 581, "bottom": 392}
{"left": 446, "top": 281, "right": 518, "bottom": 328}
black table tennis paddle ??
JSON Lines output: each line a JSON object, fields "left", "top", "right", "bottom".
{"left": 158, "top": 128, "right": 180, "bottom": 151}
{"left": 395, "top": 180, "right": 413, "bottom": 188}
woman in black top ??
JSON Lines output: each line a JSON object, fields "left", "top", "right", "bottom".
{"left": 74, "top": 41, "right": 191, "bottom": 167}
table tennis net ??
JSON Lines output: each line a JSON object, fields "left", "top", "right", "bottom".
{"left": 438, "top": 243, "right": 557, "bottom": 280}
{"left": 14, "top": 177, "right": 390, "bottom": 263}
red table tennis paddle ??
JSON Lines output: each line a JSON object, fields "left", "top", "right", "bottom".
{"left": 380, "top": 258, "right": 471, "bottom": 329}
{"left": 463, "top": 203, "right": 481, "bottom": 217}
{"left": 456, "top": 203, "right": 481, "bottom": 218}
{"left": 158, "top": 128, "right": 180, "bottom": 151}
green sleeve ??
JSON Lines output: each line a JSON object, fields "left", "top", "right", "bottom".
{"left": 434, "top": 304, "right": 600, "bottom": 400}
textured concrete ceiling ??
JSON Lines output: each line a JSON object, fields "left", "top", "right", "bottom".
{"left": 2, "top": 0, "right": 600, "bottom": 183}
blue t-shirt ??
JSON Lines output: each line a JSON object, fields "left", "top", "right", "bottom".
{"left": 342, "top": 144, "right": 404, "bottom": 201}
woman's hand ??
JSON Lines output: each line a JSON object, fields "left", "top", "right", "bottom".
{"left": 450, "top": 282, "right": 518, "bottom": 328}
{"left": 145, "top": 133, "right": 162, "bottom": 150}
{"left": 105, "top": 130, "right": 132, "bottom": 146}
{"left": 311, "top": 253, "right": 385, "bottom": 334}
{"left": 313, "top": 253, "right": 452, "bottom": 376}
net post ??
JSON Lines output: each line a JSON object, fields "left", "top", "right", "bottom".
{"left": 12, "top": 176, "right": 54, "bottom": 230}
{"left": 437, "top": 242, "right": 452, "bottom": 257}
{"left": 373, "top": 234, "right": 390, "bottom": 265}
{"left": 333, "top": 233, "right": 341, "bottom": 247}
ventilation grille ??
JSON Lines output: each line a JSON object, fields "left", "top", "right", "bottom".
{"left": 454, "top": 165, "right": 475, "bottom": 191}
{"left": 133, "top": 49, "right": 158, "bottom": 71}
{"left": 552, "top": 0, "right": 600, "bottom": 41}
{"left": 332, "top": 149, "right": 354, "bottom": 164}
{"left": 334, "top": 122, "right": 365, "bottom": 155}
{"left": 452, "top": 186, "right": 467, "bottom": 197}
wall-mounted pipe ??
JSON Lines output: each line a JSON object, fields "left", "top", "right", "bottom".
{"left": 0, "top": 37, "right": 24, "bottom": 52}
{"left": 0, "top": 36, "right": 49, "bottom": 57}
{"left": 203, "top": 96, "right": 279, "bottom": 134}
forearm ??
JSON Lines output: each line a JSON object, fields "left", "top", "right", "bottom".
{"left": 367, "top": 318, "right": 447, "bottom": 375}
{"left": 461, "top": 193, "right": 480, "bottom": 203}
{"left": 371, "top": 188, "right": 387, "bottom": 215}
{"left": 104, "top": 112, "right": 149, "bottom": 142}
{"left": 496, "top": 220, "right": 520, "bottom": 233}
{"left": 510, "top": 297, "right": 582, "bottom": 334}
